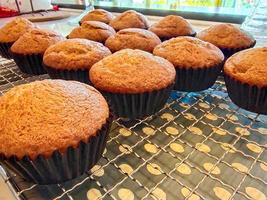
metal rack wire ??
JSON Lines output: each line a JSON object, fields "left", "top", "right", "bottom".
{"left": 0, "top": 58, "right": 266, "bottom": 200}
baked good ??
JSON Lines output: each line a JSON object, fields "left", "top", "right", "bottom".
{"left": 149, "top": 15, "right": 196, "bottom": 40}
{"left": 90, "top": 49, "right": 175, "bottom": 118}
{"left": 68, "top": 21, "right": 115, "bottom": 43}
{"left": 10, "top": 28, "right": 65, "bottom": 75}
{"left": 109, "top": 10, "right": 149, "bottom": 31}
{"left": 11, "top": 29, "right": 65, "bottom": 55}
{"left": 105, "top": 28, "right": 161, "bottom": 53}
{"left": 80, "top": 9, "right": 114, "bottom": 24}
{"left": 0, "top": 79, "right": 111, "bottom": 184}
{"left": 0, "top": 17, "right": 34, "bottom": 43}
{"left": 224, "top": 47, "right": 267, "bottom": 114}
{"left": 197, "top": 23, "right": 256, "bottom": 58}
{"left": 43, "top": 38, "right": 111, "bottom": 83}
{"left": 153, "top": 36, "right": 224, "bottom": 91}
{"left": 0, "top": 17, "right": 34, "bottom": 59}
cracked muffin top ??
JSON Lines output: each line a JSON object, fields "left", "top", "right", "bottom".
{"left": 105, "top": 28, "right": 161, "bottom": 53}
{"left": 109, "top": 10, "right": 149, "bottom": 31}
{"left": 197, "top": 23, "right": 255, "bottom": 49}
{"left": 11, "top": 28, "right": 65, "bottom": 54}
{"left": 89, "top": 49, "right": 176, "bottom": 93}
{"left": 0, "top": 17, "right": 35, "bottom": 43}
{"left": 80, "top": 9, "right": 114, "bottom": 24}
{"left": 153, "top": 36, "right": 224, "bottom": 68}
{"left": 0, "top": 79, "right": 109, "bottom": 159}
{"left": 43, "top": 38, "right": 111, "bottom": 70}
{"left": 224, "top": 47, "right": 267, "bottom": 87}
{"left": 149, "top": 15, "right": 195, "bottom": 39}
{"left": 69, "top": 21, "right": 115, "bottom": 43}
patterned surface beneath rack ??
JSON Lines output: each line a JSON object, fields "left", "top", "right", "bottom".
{"left": 0, "top": 58, "right": 266, "bottom": 200}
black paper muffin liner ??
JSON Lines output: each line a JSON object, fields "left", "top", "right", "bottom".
{"left": 220, "top": 40, "right": 256, "bottom": 59}
{"left": 0, "top": 42, "right": 13, "bottom": 59}
{"left": 11, "top": 51, "right": 46, "bottom": 75}
{"left": 0, "top": 114, "right": 113, "bottom": 185}
{"left": 44, "top": 64, "right": 90, "bottom": 84}
{"left": 100, "top": 83, "right": 174, "bottom": 119}
{"left": 160, "top": 32, "right": 196, "bottom": 42}
{"left": 224, "top": 73, "right": 267, "bottom": 114}
{"left": 174, "top": 63, "right": 223, "bottom": 92}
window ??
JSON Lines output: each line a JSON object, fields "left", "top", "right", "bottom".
{"left": 52, "top": 0, "right": 255, "bottom": 23}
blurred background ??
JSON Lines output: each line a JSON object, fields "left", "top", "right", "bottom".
{"left": 51, "top": 0, "right": 255, "bottom": 16}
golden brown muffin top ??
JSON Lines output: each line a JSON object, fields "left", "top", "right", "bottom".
{"left": 43, "top": 38, "right": 111, "bottom": 70}
{"left": 149, "top": 15, "right": 195, "bottom": 39}
{"left": 90, "top": 49, "right": 176, "bottom": 93}
{"left": 11, "top": 28, "right": 65, "bottom": 54}
{"left": 80, "top": 9, "right": 114, "bottom": 24}
{"left": 224, "top": 47, "right": 267, "bottom": 87}
{"left": 197, "top": 23, "right": 255, "bottom": 49}
{"left": 109, "top": 10, "right": 149, "bottom": 31}
{"left": 0, "top": 79, "right": 109, "bottom": 160}
{"left": 0, "top": 17, "right": 35, "bottom": 43}
{"left": 105, "top": 28, "right": 161, "bottom": 53}
{"left": 69, "top": 21, "right": 115, "bottom": 43}
{"left": 153, "top": 36, "right": 224, "bottom": 68}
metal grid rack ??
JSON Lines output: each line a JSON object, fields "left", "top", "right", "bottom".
{"left": 0, "top": 58, "right": 266, "bottom": 200}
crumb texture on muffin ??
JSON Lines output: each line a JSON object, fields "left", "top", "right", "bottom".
{"left": 0, "top": 17, "right": 34, "bottom": 43}
{"left": 109, "top": 10, "right": 149, "bottom": 31}
{"left": 80, "top": 9, "right": 114, "bottom": 24}
{"left": 197, "top": 23, "right": 255, "bottom": 49}
{"left": 69, "top": 21, "right": 115, "bottom": 43}
{"left": 224, "top": 47, "right": 267, "bottom": 87}
{"left": 43, "top": 39, "right": 111, "bottom": 70}
{"left": 90, "top": 49, "right": 176, "bottom": 93}
{"left": 11, "top": 29, "right": 65, "bottom": 54}
{"left": 105, "top": 28, "right": 161, "bottom": 52}
{"left": 0, "top": 80, "right": 109, "bottom": 159}
{"left": 149, "top": 15, "right": 195, "bottom": 39}
{"left": 153, "top": 36, "right": 224, "bottom": 68}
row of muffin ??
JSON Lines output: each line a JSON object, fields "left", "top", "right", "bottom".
{"left": 78, "top": 9, "right": 255, "bottom": 57}
{"left": 0, "top": 15, "right": 266, "bottom": 185}
{"left": 0, "top": 14, "right": 266, "bottom": 117}
{"left": 0, "top": 9, "right": 256, "bottom": 59}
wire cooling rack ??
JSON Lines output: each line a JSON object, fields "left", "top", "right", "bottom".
{"left": 0, "top": 57, "right": 266, "bottom": 200}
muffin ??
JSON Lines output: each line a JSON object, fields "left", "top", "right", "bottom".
{"left": 149, "top": 15, "right": 196, "bottom": 41}
{"left": 105, "top": 28, "right": 161, "bottom": 53}
{"left": 224, "top": 47, "right": 267, "bottom": 114}
{"left": 109, "top": 10, "right": 149, "bottom": 31}
{"left": 10, "top": 28, "right": 65, "bottom": 75}
{"left": 80, "top": 9, "right": 114, "bottom": 24}
{"left": 0, "top": 17, "right": 34, "bottom": 59}
{"left": 43, "top": 39, "right": 111, "bottom": 84}
{"left": 153, "top": 37, "right": 224, "bottom": 91}
{"left": 0, "top": 79, "right": 112, "bottom": 184}
{"left": 197, "top": 23, "right": 256, "bottom": 58}
{"left": 90, "top": 49, "right": 176, "bottom": 119}
{"left": 68, "top": 21, "right": 115, "bottom": 43}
